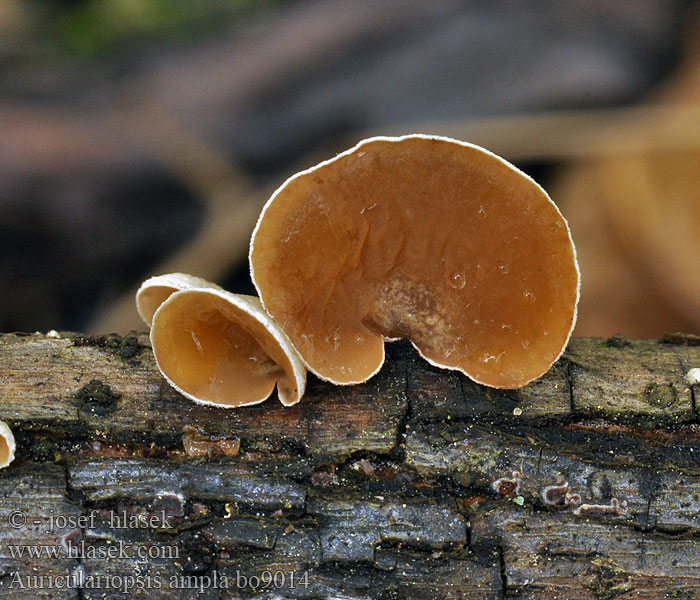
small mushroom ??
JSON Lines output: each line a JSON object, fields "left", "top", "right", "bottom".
{"left": 491, "top": 471, "right": 521, "bottom": 496}
{"left": 136, "top": 273, "right": 222, "bottom": 327}
{"left": 0, "top": 420, "right": 16, "bottom": 469}
{"left": 686, "top": 368, "right": 700, "bottom": 385}
{"left": 541, "top": 481, "right": 581, "bottom": 508}
{"left": 250, "top": 135, "right": 580, "bottom": 388}
{"left": 150, "top": 287, "right": 305, "bottom": 407}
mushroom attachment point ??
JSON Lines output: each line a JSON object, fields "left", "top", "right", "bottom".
{"left": 0, "top": 421, "right": 16, "bottom": 469}
{"left": 250, "top": 135, "right": 580, "bottom": 388}
{"left": 139, "top": 275, "right": 306, "bottom": 407}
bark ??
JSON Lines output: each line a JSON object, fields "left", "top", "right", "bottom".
{"left": 0, "top": 331, "right": 698, "bottom": 599}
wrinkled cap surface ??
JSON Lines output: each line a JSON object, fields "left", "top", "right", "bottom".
{"left": 250, "top": 135, "right": 579, "bottom": 388}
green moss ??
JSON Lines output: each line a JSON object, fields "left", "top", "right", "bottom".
{"left": 644, "top": 383, "right": 679, "bottom": 408}
{"left": 29, "top": 439, "right": 61, "bottom": 462}
{"left": 54, "top": 0, "right": 277, "bottom": 57}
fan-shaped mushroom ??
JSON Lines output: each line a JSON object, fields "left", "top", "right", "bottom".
{"left": 150, "top": 287, "right": 305, "bottom": 407}
{"left": 0, "top": 421, "right": 15, "bottom": 469}
{"left": 250, "top": 135, "right": 579, "bottom": 388}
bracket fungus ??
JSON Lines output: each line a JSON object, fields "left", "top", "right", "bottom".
{"left": 250, "top": 135, "right": 580, "bottom": 388}
{"left": 0, "top": 421, "right": 15, "bottom": 469}
{"left": 138, "top": 275, "right": 305, "bottom": 407}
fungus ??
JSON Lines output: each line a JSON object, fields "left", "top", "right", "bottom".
{"left": 61, "top": 528, "right": 83, "bottom": 556}
{"left": 153, "top": 492, "right": 186, "bottom": 518}
{"left": 492, "top": 471, "right": 521, "bottom": 496}
{"left": 572, "top": 497, "right": 627, "bottom": 517}
{"left": 686, "top": 368, "right": 700, "bottom": 385}
{"left": 150, "top": 287, "right": 306, "bottom": 407}
{"left": 541, "top": 481, "right": 581, "bottom": 508}
{"left": 136, "top": 273, "right": 221, "bottom": 327}
{"left": 250, "top": 135, "right": 579, "bottom": 388}
{"left": 0, "top": 420, "right": 15, "bottom": 469}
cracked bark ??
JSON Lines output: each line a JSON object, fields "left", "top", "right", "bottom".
{"left": 0, "top": 332, "right": 699, "bottom": 599}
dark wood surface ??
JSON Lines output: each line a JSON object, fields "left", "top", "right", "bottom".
{"left": 0, "top": 331, "right": 698, "bottom": 598}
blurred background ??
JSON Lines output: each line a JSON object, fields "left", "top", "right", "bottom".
{"left": 2, "top": 0, "right": 699, "bottom": 338}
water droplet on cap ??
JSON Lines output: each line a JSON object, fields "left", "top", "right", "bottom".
{"left": 449, "top": 272, "right": 466, "bottom": 289}
{"left": 524, "top": 291, "right": 536, "bottom": 303}
{"left": 498, "top": 262, "right": 510, "bottom": 275}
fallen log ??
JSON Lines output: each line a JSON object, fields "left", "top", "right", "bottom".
{"left": 0, "top": 331, "right": 698, "bottom": 599}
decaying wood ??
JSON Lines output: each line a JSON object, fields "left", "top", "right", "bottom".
{"left": 0, "top": 332, "right": 699, "bottom": 599}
